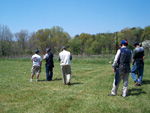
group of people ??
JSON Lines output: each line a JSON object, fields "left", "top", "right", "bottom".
{"left": 30, "top": 46, "right": 72, "bottom": 85}
{"left": 108, "top": 40, "right": 144, "bottom": 98}
{"left": 29, "top": 40, "right": 145, "bottom": 97}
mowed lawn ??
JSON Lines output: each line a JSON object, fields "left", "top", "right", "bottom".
{"left": 0, "top": 57, "right": 150, "bottom": 113}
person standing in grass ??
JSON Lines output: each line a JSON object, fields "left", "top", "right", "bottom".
{"left": 108, "top": 40, "right": 132, "bottom": 98}
{"left": 131, "top": 41, "right": 144, "bottom": 86}
{"left": 43, "top": 48, "right": 54, "bottom": 81}
{"left": 58, "top": 46, "right": 72, "bottom": 85}
{"left": 30, "top": 50, "right": 42, "bottom": 82}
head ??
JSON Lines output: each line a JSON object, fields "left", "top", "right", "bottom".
{"left": 62, "top": 46, "right": 66, "bottom": 50}
{"left": 35, "top": 50, "right": 39, "bottom": 54}
{"left": 121, "top": 40, "right": 128, "bottom": 46}
{"left": 46, "top": 48, "right": 51, "bottom": 53}
{"left": 134, "top": 41, "right": 139, "bottom": 47}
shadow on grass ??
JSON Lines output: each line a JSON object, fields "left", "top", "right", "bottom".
{"left": 127, "top": 88, "right": 146, "bottom": 96}
{"left": 38, "top": 78, "right": 62, "bottom": 82}
{"left": 71, "top": 82, "right": 83, "bottom": 85}
{"left": 142, "top": 80, "right": 150, "bottom": 85}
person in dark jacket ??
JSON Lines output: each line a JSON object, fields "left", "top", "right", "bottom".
{"left": 108, "top": 40, "right": 132, "bottom": 98}
{"left": 131, "top": 41, "right": 144, "bottom": 86}
{"left": 43, "top": 48, "right": 54, "bottom": 81}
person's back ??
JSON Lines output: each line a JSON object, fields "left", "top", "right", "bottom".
{"left": 131, "top": 42, "right": 145, "bottom": 86}
{"left": 59, "top": 50, "right": 71, "bottom": 66}
{"left": 133, "top": 46, "right": 144, "bottom": 61}
{"left": 119, "top": 47, "right": 132, "bottom": 74}
{"left": 46, "top": 52, "right": 54, "bottom": 67}
{"left": 43, "top": 48, "right": 54, "bottom": 81}
{"left": 58, "top": 46, "right": 72, "bottom": 85}
{"left": 109, "top": 40, "right": 132, "bottom": 98}
{"left": 30, "top": 50, "right": 42, "bottom": 82}
{"left": 31, "top": 54, "right": 42, "bottom": 66}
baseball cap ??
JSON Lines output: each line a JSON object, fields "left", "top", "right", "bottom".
{"left": 121, "top": 40, "right": 128, "bottom": 45}
{"left": 35, "top": 50, "right": 39, "bottom": 53}
{"left": 46, "top": 48, "right": 50, "bottom": 52}
{"left": 134, "top": 41, "right": 139, "bottom": 46}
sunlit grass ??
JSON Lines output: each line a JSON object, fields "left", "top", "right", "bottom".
{"left": 0, "top": 57, "right": 150, "bottom": 113}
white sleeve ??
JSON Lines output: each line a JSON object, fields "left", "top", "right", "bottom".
{"left": 43, "top": 54, "right": 48, "bottom": 60}
{"left": 112, "top": 49, "right": 121, "bottom": 68}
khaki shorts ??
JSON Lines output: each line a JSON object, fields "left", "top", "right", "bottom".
{"left": 31, "top": 66, "right": 41, "bottom": 75}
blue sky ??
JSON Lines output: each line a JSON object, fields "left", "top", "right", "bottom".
{"left": 0, "top": 0, "right": 150, "bottom": 37}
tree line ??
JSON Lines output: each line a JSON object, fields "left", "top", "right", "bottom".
{"left": 0, "top": 25, "right": 150, "bottom": 57}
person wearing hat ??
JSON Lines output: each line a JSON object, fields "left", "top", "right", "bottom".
{"left": 108, "top": 40, "right": 132, "bottom": 98}
{"left": 58, "top": 46, "right": 72, "bottom": 85}
{"left": 131, "top": 41, "right": 144, "bottom": 86}
{"left": 30, "top": 50, "right": 42, "bottom": 82}
{"left": 43, "top": 48, "right": 54, "bottom": 81}
{"left": 114, "top": 41, "right": 123, "bottom": 86}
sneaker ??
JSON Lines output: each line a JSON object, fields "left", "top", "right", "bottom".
{"left": 36, "top": 79, "right": 39, "bottom": 82}
{"left": 108, "top": 94, "right": 116, "bottom": 96}
{"left": 30, "top": 79, "right": 33, "bottom": 82}
{"left": 67, "top": 82, "right": 71, "bottom": 86}
{"left": 134, "top": 82, "right": 139, "bottom": 86}
{"left": 135, "top": 82, "right": 141, "bottom": 86}
{"left": 122, "top": 95, "right": 126, "bottom": 98}
{"left": 137, "top": 82, "right": 141, "bottom": 86}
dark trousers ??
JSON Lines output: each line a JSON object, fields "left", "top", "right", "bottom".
{"left": 115, "top": 68, "right": 119, "bottom": 86}
{"left": 46, "top": 65, "right": 53, "bottom": 81}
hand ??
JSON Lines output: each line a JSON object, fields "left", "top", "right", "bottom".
{"left": 113, "top": 69, "right": 116, "bottom": 73}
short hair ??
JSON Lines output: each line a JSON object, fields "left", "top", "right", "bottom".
{"left": 134, "top": 41, "right": 139, "bottom": 47}
{"left": 35, "top": 50, "right": 39, "bottom": 53}
{"left": 62, "top": 46, "right": 66, "bottom": 50}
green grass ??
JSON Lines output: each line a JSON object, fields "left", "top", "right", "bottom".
{"left": 0, "top": 57, "right": 150, "bottom": 113}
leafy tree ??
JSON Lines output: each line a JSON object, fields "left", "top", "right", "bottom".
{"left": 15, "top": 30, "right": 29, "bottom": 54}
{"left": 68, "top": 37, "right": 81, "bottom": 55}
{"left": 120, "top": 28, "right": 136, "bottom": 50}
{"left": 0, "top": 25, "right": 13, "bottom": 56}
{"left": 79, "top": 33, "right": 92, "bottom": 54}
{"left": 142, "top": 26, "right": 150, "bottom": 41}
{"left": 131, "top": 27, "right": 143, "bottom": 41}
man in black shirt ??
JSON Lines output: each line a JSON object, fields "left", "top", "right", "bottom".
{"left": 43, "top": 48, "right": 54, "bottom": 81}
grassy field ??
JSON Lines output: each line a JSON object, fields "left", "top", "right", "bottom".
{"left": 0, "top": 56, "right": 150, "bottom": 113}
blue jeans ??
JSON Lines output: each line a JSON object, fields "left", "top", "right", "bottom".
{"left": 131, "top": 62, "right": 144, "bottom": 84}
{"left": 46, "top": 64, "right": 53, "bottom": 81}
{"left": 115, "top": 68, "right": 119, "bottom": 86}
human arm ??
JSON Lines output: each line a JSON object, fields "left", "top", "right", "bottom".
{"left": 112, "top": 49, "right": 121, "bottom": 71}
{"left": 70, "top": 55, "right": 72, "bottom": 60}
{"left": 58, "top": 54, "right": 61, "bottom": 61}
{"left": 40, "top": 57, "right": 42, "bottom": 67}
{"left": 40, "top": 61, "right": 42, "bottom": 67}
{"left": 43, "top": 54, "right": 48, "bottom": 60}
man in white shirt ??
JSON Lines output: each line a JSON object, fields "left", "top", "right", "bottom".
{"left": 30, "top": 50, "right": 42, "bottom": 82}
{"left": 58, "top": 46, "right": 72, "bottom": 85}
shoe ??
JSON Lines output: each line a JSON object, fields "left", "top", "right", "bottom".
{"left": 134, "top": 82, "right": 139, "bottom": 86}
{"left": 108, "top": 94, "right": 116, "bottom": 96}
{"left": 36, "top": 79, "right": 38, "bottom": 82}
{"left": 134, "top": 82, "right": 141, "bottom": 86}
{"left": 137, "top": 82, "right": 141, "bottom": 86}
{"left": 30, "top": 79, "right": 33, "bottom": 82}
{"left": 122, "top": 95, "right": 126, "bottom": 98}
{"left": 67, "top": 82, "right": 71, "bottom": 86}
